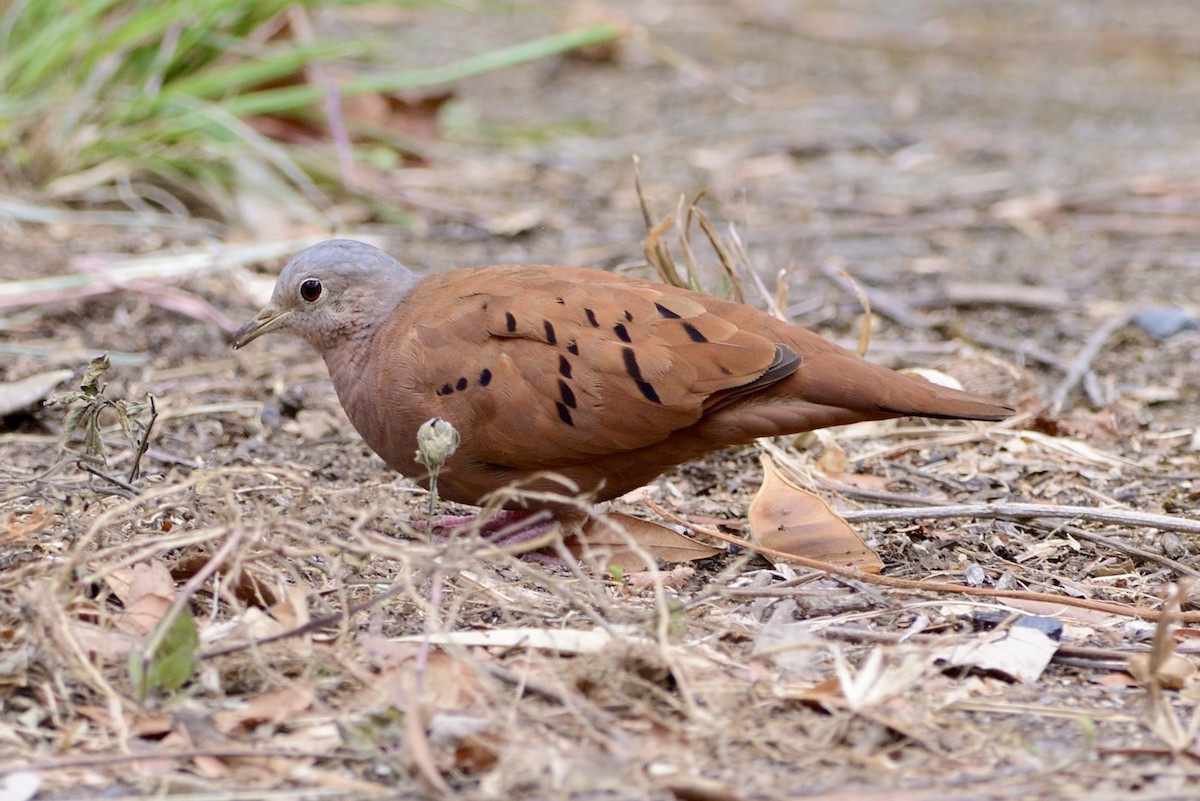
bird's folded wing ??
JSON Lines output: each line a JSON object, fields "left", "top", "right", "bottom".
{"left": 408, "top": 266, "right": 787, "bottom": 469}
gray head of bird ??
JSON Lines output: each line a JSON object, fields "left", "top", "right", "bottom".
{"left": 233, "top": 239, "right": 420, "bottom": 351}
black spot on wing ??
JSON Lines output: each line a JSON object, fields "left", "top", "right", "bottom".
{"left": 558, "top": 355, "right": 572, "bottom": 378}
{"left": 543, "top": 319, "right": 557, "bottom": 345}
{"left": 621, "top": 347, "right": 662, "bottom": 404}
{"left": 505, "top": 311, "right": 517, "bottom": 333}
{"left": 634, "top": 380, "right": 662, "bottom": 404}
{"left": 558, "top": 379, "right": 577, "bottom": 409}
{"left": 479, "top": 368, "right": 492, "bottom": 386}
{"left": 555, "top": 401, "right": 574, "bottom": 426}
{"left": 438, "top": 383, "right": 453, "bottom": 396}
{"left": 624, "top": 309, "right": 633, "bottom": 321}
{"left": 585, "top": 308, "right": 599, "bottom": 327}
{"left": 655, "top": 302, "right": 681, "bottom": 319}
{"left": 681, "top": 322, "right": 708, "bottom": 343}
{"left": 613, "top": 322, "right": 631, "bottom": 343}
{"left": 621, "top": 347, "right": 645, "bottom": 382}
{"left": 455, "top": 377, "right": 468, "bottom": 391}
{"left": 567, "top": 339, "right": 579, "bottom": 355}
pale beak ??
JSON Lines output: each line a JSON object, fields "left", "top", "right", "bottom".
{"left": 232, "top": 305, "right": 293, "bottom": 349}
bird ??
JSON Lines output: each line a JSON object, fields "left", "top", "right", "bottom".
{"left": 233, "top": 239, "right": 1012, "bottom": 516}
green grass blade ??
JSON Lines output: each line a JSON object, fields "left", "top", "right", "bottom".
{"left": 222, "top": 22, "right": 623, "bottom": 118}
{"left": 0, "top": 0, "right": 119, "bottom": 93}
{"left": 168, "top": 40, "right": 361, "bottom": 100}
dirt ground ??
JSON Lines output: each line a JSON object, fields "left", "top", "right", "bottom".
{"left": 5, "top": 1, "right": 1200, "bottom": 799}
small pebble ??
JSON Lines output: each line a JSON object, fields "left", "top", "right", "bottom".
{"left": 1132, "top": 307, "right": 1199, "bottom": 340}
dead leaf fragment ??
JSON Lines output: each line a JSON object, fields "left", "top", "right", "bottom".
{"left": 2, "top": 507, "right": 51, "bottom": 544}
{"left": 749, "top": 454, "right": 883, "bottom": 572}
{"left": 0, "top": 368, "right": 72, "bottom": 419}
{"left": 66, "top": 620, "right": 139, "bottom": 660}
{"left": 0, "top": 771, "right": 40, "bottom": 801}
{"left": 1129, "top": 652, "right": 1197, "bottom": 690}
{"left": 751, "top": 600, "right": 816, "bottom": 673}
{"left": 625, "top": 564, "right": 696, "bottom": 591}
{"left": 75, "top": 705, "right": 172, "bottom": 738}
{"left": 211, "top": 679, "right": 318, "bottom": 733}
{"left": 569, "top": 512, "right": 720, "bottom": 571}
{"left": 935, "top": 623, "right": 1060, "bottom": 683}
{"left": 108, "top": 561, "right": 176, "bottom": 636}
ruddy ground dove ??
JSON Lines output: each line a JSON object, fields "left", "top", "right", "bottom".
{"left": 234, "top": 239, "right": 1012, "bottom": 510}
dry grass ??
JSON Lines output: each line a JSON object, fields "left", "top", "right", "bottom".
{"left": 3, "top": 231, "right": 1200, "bottom": 799}
{"left": 7, "top": 1, "right": 1200, "bottom": 797}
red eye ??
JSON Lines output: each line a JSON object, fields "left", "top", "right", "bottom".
{"left": 299, "top": 278, "right": 322, "bottom": 302}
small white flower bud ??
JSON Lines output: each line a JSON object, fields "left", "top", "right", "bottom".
{"left": 415, "top": 417, "right": 459, "bottom": 471}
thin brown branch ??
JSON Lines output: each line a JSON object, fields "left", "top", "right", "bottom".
{"left": 820, "top": 260, "right": 930, "bottom": 331}
{"left": 838, "top": 502, "right": 1200, "bottom": 536}
{"left": 128, "top": 394, "right": 157, "bottom": 482}
{"left": 1059, "top": 525, "right": 1200, "bottom": 579}
{"left": 648, "top": 500, "right": 1200, "bottom": 623}
{"left": 906, "top": 283, "right": 1073, "bottom": 312}
{"left": 1050, "top": 309, "right": 1135, "bottom": 412}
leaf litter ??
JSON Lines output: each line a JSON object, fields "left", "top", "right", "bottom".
{"left": 6, "top": 1, "right": 1200, "bottom": 799}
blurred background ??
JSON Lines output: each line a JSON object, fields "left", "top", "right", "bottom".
{"left": 5, "top": 1, "right": 1200, "bottom": 387}
{"left": 5, "top": 2, "right": 1200, "bottom": 797}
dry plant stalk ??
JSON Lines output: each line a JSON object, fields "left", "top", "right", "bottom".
{"left": 47, "top": 354, "right": 157, "bottom": 483}
{"left": 633, "top": 163, "right": 815, "bottom": 326}
{"left": 1132, "top": 582, "right": 1200, "bottom": 752}
{"left": 635, "top": 160, "right": 755, "bottom": 304}
{"left": 835, "top": 268, "right": 874, "bottom": 357}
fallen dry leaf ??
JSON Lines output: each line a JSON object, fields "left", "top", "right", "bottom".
{"left": 1, "top": 507, "right": 51, "bottom": 544}
{"left": 568, "top": 512, "right": 720, "bottom": 571}
{"left": 625, "top": 564, "right": 696, "bottom": 591}
{"left": 172, "top": 552, "right": 280, "bottom": 608}
{"left": 103, "top": 561, "right": 173, "bottom": 607}
{"left": 749, "top": 454, "right": 883, "bottom": 572}
{"left": 109, "top": 561, "right": 176, "bottom": 636}
{"left": 0, "top": 368, "right": 72, "bottom": 419}
{"left": 75, "top": 705, "right": 172, "bottom": 738}
{"left": 0, "top": 771, "right": 40, "bottom": 801}
{"left": 211, "top": 679, "right": 318, "bottom": 733}
{"left": 270, "top": 584, "right": 312, "bottom": 631}
{"left": 452, "top": 731, "right": 504, "bottom": 775}
{"left": 66, "top": 620, "right": 139, "bottom": 660}
{"left": 1128, "top": 652, "right": 1198, "bottom": 690}
{"left": 201, "top": 606, "right": 287, "bottom": 647}
{"left": 935, "top": 624, "right": 1060, "bottom": 683}
{"left": 997, "top": 597, "right": 1125, "bottom": 629}
{"left": 366, "top": 649, "right": 490, "bottom": 713}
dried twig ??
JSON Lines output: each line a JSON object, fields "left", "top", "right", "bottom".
{"left": 968, "top": 330, "right": 1073, "bottom": 372}
{"left": 820, "top": 625, "right": 1167, "bottom": 675}
{"left": 838, "top": 502, "right": 1200, "bottom": 536}
{"left": 128, "top": 395, "right": 157, "bottom": 482}
{"left": 77, "top": 461, "right": 138, "bottom": 496}
{"left": 1059, "top": 525, "right": 1200, "bottom": 579}
{"left": 819, "top": 260, "right": 930, "bottom": 331}
{"left": 0, "top": 236, "right": 339, "bottom": 313}
{"left": 1050, "top": 309, "right": 1135, "bottom": 412}
{"left": 199, "top": 566, "right": 429, "bottom": 660}
{"left": 906, "top": 283, "right": 1073, "bottom": 312}
{"left": 649, "top": 501, "right": 1200, "bottom": 623}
